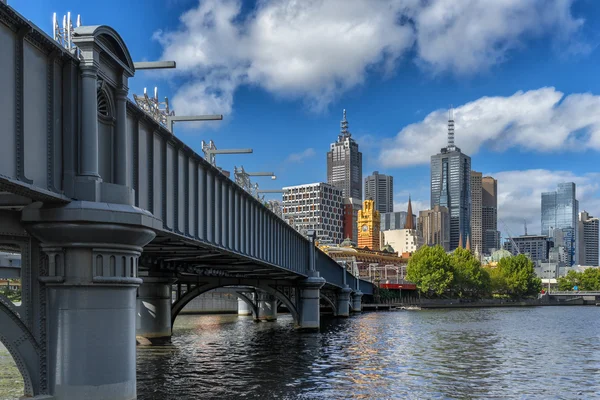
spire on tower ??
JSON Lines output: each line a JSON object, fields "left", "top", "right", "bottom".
{"left": 404, "top": 195, "right": 415, "bottom": 230}
{"left": 447, "top": 105, "right": 455, "bottom": 148}
{"left": 339, "top": 109, "right": 351, "bottom": 141}
{"left": 466, "top": 234, "right": 471, "bottom": 251}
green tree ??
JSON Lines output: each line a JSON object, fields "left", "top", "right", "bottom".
{"left": 580, "top": 268, "right": 600, "bottom": 291}
{"left": 450, "top": 248, "right": 491, "bottom": 298}
{"left": 496, "top": 254, "right": 541, "bottom": 298}
{"left": 486, "top": 266, "right": 508, "bottom": 295}
{"left": 557, "top": 270, "right": 581, "bottom": 291}
{"left": 406, "top": 245, "right": 453, "bottom": 298}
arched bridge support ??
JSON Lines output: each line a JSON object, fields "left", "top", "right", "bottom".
{"left": 136, "top": 276, "right": 175, "bottom": 345}
{"left": 297, "top": 275, "right": 326, "bottom": 330}
{"left": 256, "top": 292, "right": 277, "bottom": 322}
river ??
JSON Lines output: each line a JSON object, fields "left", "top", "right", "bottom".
{"left": 1, "top": 307, "right": 599, "bottom": 399}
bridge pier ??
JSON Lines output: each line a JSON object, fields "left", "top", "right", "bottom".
{"left": 336, "top": 287, "right": 353, "bottom": 317}
{"left": 351, "top": 291, "right": 363, "bottom": 312}
{"left": 238, "top": 296, "right": 253, "bottom": 316}
{"left": 256, "top": 292, "right": 277, "bottom": 322}
{"left": 297, "top": 275, "right": 326, "bottom": 330}
{"left": 136, "top": 277, "right": 174, "bottom": 344}
{"left": 22, "top": 202, "right": 157, "bottom": 400}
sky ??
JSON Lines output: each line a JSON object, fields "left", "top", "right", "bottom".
{"left": 11, "top": 0, "right": 600, "bottom": 240}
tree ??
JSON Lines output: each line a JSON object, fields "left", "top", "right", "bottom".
{"left": 406, "top": 245, "right": 453, "bottom": 297}
{"left": 558, "top": 268, "right": 600, "bottom": 291}
{"left": 486, "top": 266, "right": 508, "bottom": 295}
{"left": 496, "top": 254, "right": 541, "bottom": 298}
{"left": 557, "top": 270, "right": 581, "bottom": 291}
{"left": 450, "top": 248, "right": 491, "bottom": 298}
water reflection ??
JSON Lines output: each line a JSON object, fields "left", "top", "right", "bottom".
{"left": 137, "top": 307, "right": 600, "bottom": 399}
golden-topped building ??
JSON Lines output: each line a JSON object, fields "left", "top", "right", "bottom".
{"left": 357, "top": 199, "right": 380, "bottom": 250}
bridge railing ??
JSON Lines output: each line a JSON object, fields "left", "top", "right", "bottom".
{"left": 126, "top": 102, "right": 309, "bottom": 274}
{"left": 548, "top": 291, "right": 600, "bottom": 295}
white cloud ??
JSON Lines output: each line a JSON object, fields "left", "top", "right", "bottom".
{"left": 394, "top": 199, "right": 428, "bottom": 217}
{"left": 154, "top": 0, "right": 584, "bottom": 115}
{"left": 285, "top": 148, "right": 316, "bottom": 163}
{"left": 379, "top": 87, "right": 600, "bottom": 167}
{"left": 492, "top": 169, "right": 600, "bottom": 238}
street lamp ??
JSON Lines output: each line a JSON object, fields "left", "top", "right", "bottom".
{"left": 201, "top": 140, "right": 252, "bottom": 168}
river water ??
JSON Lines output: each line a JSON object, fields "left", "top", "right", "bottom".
{"left": 1, "top": 307, "right": 599, "bottom": 399}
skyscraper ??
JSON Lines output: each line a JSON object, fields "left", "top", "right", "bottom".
{"left": 430, "top": 109, "right": 471, "bottom": 250}
{"left": 364, "top": 171, "right": 393, "bottom": 213}
{"left": 327, "top": 110, "right": 362, "bottom": 199}
{"left": 578, "top": 211, "right": 599, "bottom": 266}
{"left": 541, "top": 182, "right": 578, "bottom": 266}
{"left": 417, "top": 205, "right": 450, "bottom": 251}
{"left": 482, "top": 176, "right": 499, "bottom": 254}
{"left": 470, "top": 171, "right": 482, "bottom": 255}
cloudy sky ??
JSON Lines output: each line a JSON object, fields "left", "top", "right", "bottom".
{"left": 17, "top": 0, "right": 600, "bottom": 238}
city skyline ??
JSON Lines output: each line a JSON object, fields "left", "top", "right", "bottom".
{"left": 12, "top": 0, "right": 600, "bottom": 241}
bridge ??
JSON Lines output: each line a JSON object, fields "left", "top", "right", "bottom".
{"left": 0, "top": 3, "right": 373, "bottom": 399}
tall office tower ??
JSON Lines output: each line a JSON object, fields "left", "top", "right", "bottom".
{"left": 357, "top": 199, "right": 381, "bottom": 250}
{"left": 327, "top": 110, "right": 362, "bottom": 199}
{"left": 470, "top": 171, "right": 482, "bottom": 255}
{"left": 343, "top": 197, "right": 362, "bottom": 243}
{"left": 578, "top": 211, "right": 599, "bottom": 266}
{"left": 541, "top": 182, "right": 578, "bottom": 266}
{"left": 430, "top": 109, "right": 471, "bottom": 250}
{"left": 482, "top": 176, "right": 499, "bottom": 254}
{"left": 364, "top": 171, "right": 393, "bottom": 213}
{"left": 282, "top": 183, "right": 344, "bottom": 245}
{"left": 381, "top": 211, "right": 416, "bottom": 231}
{"left": 417, "top": 206, "right": 450, "bottom": 251}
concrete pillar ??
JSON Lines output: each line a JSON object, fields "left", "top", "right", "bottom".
{"left": 256, "top": 292, "right": 277, "bottom": 322}
{"left": 79, "top": 65, "right": 100, "bottom": 178}
{"left": 136, "top": 277, "right": 174, "bottom": 344}
{"left": 352, "top": 291, "right": 363, "bottom": 312}
{"left": 237, "top": 297, "right": 252, "bottom": 316}
{"left": 23, "top": 202, "right": 157, "bottom": 400}
{"left": 114, "top": 87, "right": 128, "bottom": 186}
{"left": 297, "top": 275, "right": 325, "bottom": 330}
{"left": 336, "top": 287, "right": 352, "bottom": 317}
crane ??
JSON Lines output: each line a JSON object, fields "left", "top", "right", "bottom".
{"left": 500, "top": 219, "right": 521, "bottom": 255}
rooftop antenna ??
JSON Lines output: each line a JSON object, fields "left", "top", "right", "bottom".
{"left": 524, "top": 219, "right": 528, "bottom": 236}
{"left": 447, "top": 105, "right": 455, "bottom": 148}
{"left": 338, "top": 109, "right": 350, "bottom": 141}
{"left": 52, "top": 11, "right": 82, "bottom": 59}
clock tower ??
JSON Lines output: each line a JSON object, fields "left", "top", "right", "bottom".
{"left": 357, "top": 199, "right": 381, "bottom": 250}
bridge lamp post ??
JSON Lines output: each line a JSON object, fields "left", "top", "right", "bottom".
{"left": 201, "top": 140, "right": 253, "bottom": 168}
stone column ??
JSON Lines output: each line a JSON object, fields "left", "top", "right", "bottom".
{"left": 136, "top": 277, "right": 174, "bottom": 345}
{"left": 336, "top": 287, "right": 352, "bottom": 317}
{"left": 79, "top": 65, "right": 100, "bottom": 178}
{"left": 114, "top": 87, "right": 128, "bottom": 186}
{"left": 237, "top": 297, "right": 252, "bottom": 316}
{"left": 351, "top": 291, "right": 363, "bottom": 312}
{"left": 297, "top": 275, "right": 325, "bottom": 330}
{"left": 23, "top": 202, "right": 158, "bottom": 400}
{"left": 256, "top": 292, "right": 277, "bottom": 322}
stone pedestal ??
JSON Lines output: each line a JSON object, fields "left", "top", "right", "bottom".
{"left": 256, "top": 292, "right": 277, "bottom": 322}
{"left": 297, "top": 274, "right": 325, "bottom": 330}
{"left": 23, "top": 202, "right": 158, "bottom": 400}
{"left": 351, "top": 291, "right": 363, "bottom": 312}
{"left": 238, "top": 297, "right": 252, "bottom": 316}
{"left": 336, "top": 287, "right": 353, "bottom": 317}
{"left": 136, "top": 277, "right": 174, "bottom": 344}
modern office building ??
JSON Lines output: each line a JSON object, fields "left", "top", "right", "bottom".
{"left": 417, "top": 205, "right": 450, "bottom": 251}
{"left": 343, "top": 197, "right": 362, "bottom": 244}
{"left": 431, "top": 109, "right": 471, "bottom": 250}
{"left": 381, "top": 211, "right": 416, "bottom": 231}
{"left": 364, "top": 171, "right": 393, "bottom": 213}
{"left": 578, "top": 211, "right": 599, "bottom": 266}
{"left": 541, "top": 182, "right": 578, "bottom": 266}
{"left": 471, "top": 171, "right": 483, "bottom": 255}
{"left": 482, "top": 176, "right": 500, "bottom": 254}
{"left": 282, "top": 182, "right": 344, "bottom": 245}
{"left": 327, "top": 110, "right": 362, "bottom": 199}
{"left": 503, "top": 234, "right": 551, "bottom": 263}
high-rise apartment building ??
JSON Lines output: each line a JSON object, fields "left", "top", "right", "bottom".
{"left": 417, "top": 205, "right": 450, "bottom": 251}
{"left": 578, "top": 211, "right": 599, "bottom": 266}
{"left": 282, "top": 183, "right": 343, "bottom": 245}
{"left": 471, "top": 171, "right": 482, "bottom": 255}
{"left": 541, "top": 182, "right": 578, "bottom": 266}
{"left": 343, "top": 197, "right": 362, "bottom": 243}
{"left": 327, "top": 110, "right": 362, "bottom": 199}
{"left": 482, "top": 176, "right": 499, "bottom": 254}
{"left": 364, "top": 171, "right": 393, "bottom": 213}
{"left": 431, "top": 109, "right": 471, "bottom": 250}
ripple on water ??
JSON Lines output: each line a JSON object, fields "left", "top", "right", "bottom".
{"left": 136, "top": 307, "right": 600, "bottom": 399}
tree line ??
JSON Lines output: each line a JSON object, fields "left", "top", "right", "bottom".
{"left": 557, "top": 268, "right": 600, "bottom": 291}
{"left": 406, "top": 246, "right": 541, "bottom": 299}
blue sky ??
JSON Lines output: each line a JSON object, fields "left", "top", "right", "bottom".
{"left": 11, "top": 0, "right": 600, "bottom": 238}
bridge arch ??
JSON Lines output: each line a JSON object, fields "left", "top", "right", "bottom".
{"left": 319, "top": 293, "right": 337, "bottom": 316}
{"left": 171, "top": 282, "right": 300, "bottom": 327}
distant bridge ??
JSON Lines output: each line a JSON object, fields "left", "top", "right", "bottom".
{"left": 0, "top": 3, "right": 373, "bottom": 399}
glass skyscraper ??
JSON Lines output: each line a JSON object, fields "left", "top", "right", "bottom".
{"left": 541, "top": 182, "right": 578, "bottom": 266}
{"left": 430, "top": 110, "right": 471, "bottom": 250}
